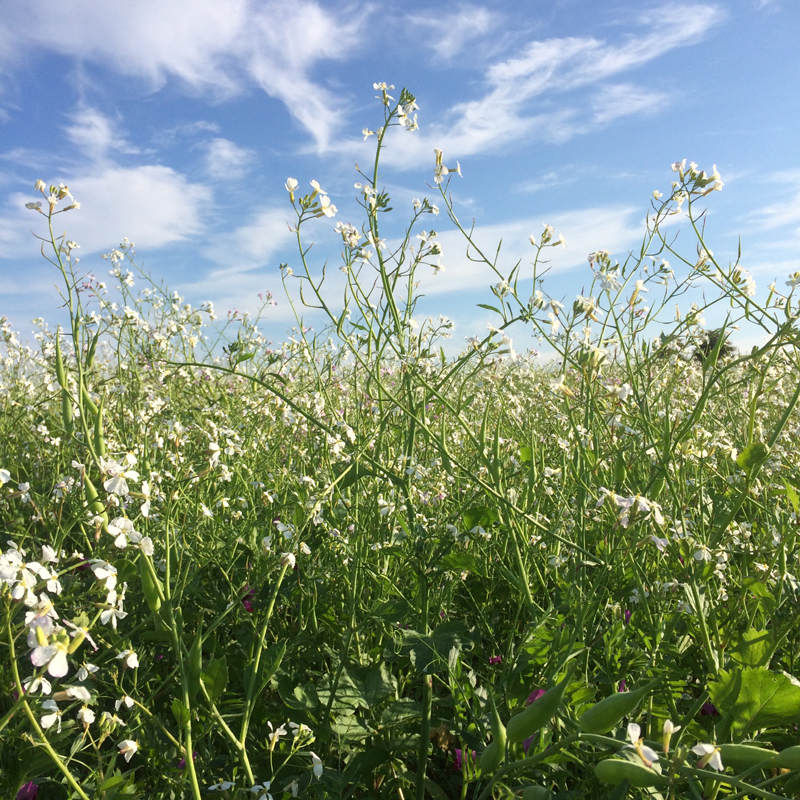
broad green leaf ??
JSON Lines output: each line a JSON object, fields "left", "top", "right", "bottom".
{"left": 708, "top": 668, "right": 800, "bottom": 738}
{"left": 171, "top": 698, "right": 190, "bottom": 726}
{"left": 730, "top": 629, "right": 772, "bottom": 668}
{"left": 200, "top": 656, "right": 228, "bottom": 703}
{"left": 736, "top": 442, "right": 770, "bottom": 472}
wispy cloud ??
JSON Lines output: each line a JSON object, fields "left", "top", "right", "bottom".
{"left": 376, "top": 4, "right": 724, "bottom": 167}
{"left": 409, "top": 5, "right": 499, "bottom": 60}
{"left": 749, "top": 170, "right": 800, "bottom": 233}
{"left": 64, "top": 108, "right": 140, "bottom": 160}
{"left": 203, "top": 138, "right": 255, "bottom": 181}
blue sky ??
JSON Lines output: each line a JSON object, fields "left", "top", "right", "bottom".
{"left": 1, "top": 0, "right": 798, "bottom": 355}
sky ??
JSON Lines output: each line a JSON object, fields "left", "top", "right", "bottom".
{"left": 0, "top": 0, "right": 798, "bottom": 357}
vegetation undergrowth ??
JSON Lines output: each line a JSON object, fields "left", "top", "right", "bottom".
{"left": 3, "top": 83, "right": 800, "bottom": 800}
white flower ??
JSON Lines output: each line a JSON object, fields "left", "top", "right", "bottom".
{"left": 280, "top": 552, "right": 296, "bottom": 569}
{"left": 285, "top": 178, "right": 298, "bottom": 193}
{"left": 662, "top": 719, "right": 681, "bottom": 753}
{"left": 116, "top": 649, "right": 139, "bottom": 669}
{"left": 209, "top": 782, "right": 236, "bottom": 791}
{"left": 625, "top": 722, "right": 659, "bottom": 767}
{"left": 23, "top": 675, "right": 52, "bottom": 695}
{"left": 118, "top": 739, "right": 139, "bottom": 763}
{"left": 310, "top": 751, "right": 323, "bottom": 778}
{"left": 40, "top": 699, "right": 62, "bottom": 732}
{"left": 30, "top": 630, "right": 70, "bottom": 678}
{"left": 692, "top": 743, "right": 723, "bottom": 771}
{"left": 78, "top": 706, "right": 96, "bottom": 728}
{"left": 250, "top": 781, "right": 273, "bottom": 800}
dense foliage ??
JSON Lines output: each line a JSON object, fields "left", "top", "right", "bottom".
{"left": 3, "top": 86, "right": 800, "bottom": 800}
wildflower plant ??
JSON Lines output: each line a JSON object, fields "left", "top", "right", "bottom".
{"left": 3, "top": 84, "right": 800, "bottom": 800}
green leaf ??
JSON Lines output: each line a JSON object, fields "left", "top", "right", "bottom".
{"left": 708, "top": 668, "right": 800, "bottom": 738}
{"left": 200, "top": 656, "right": 229, "bottom": 704}
{"left": 782, "top": 479, "right": 800, "bottom": 514}
{"left": 440, "top": 552, "right": 480, "bottom": 574}
{"left": 171, "top": 698, "right": 190, "bottom": 726}
{"left": 736, "top": 442, "right": 770, "bottom": 472}
{"left": 730, "top": 629, "right": 772, "bottom": 669}
{"left": 520, "top": 446, "right": 532, "bottom": 463}
{"left": 234, "top": 352, "right": 256, "bottom": 366}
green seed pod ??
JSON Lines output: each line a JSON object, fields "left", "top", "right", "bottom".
{"left": 718, "top": 744, "right": 777, "bottom": 771}
{"left": 595, "top": 759, "right": 669, "bottom": 788}
{"left": 61, "top": 389, "right": 74, "bottom": 435}
{"left": 480, "top": 739, "right": 504, "bottom": 775}
{"left": 81, "top": 381, "right": 98, "bottom": 416}
{"left": 480, "top": 692, "right": 507, "bottom": 774}
{"left": 783, "top": 771, "right": 800, "bottom": 796}
{"left": 55, "top": 332, "right": 67, "bottom": 389}
{"left": 94, "top": 391, "right": 107, "bottom": 457}
{"left": 83, "top": 475, "right": 108, "bottom": 529}
{"left": 578, "top": 682, "right": 657, "bottom": 735}
{"left": 520, "top": 787, "right": 550, "bottom": 800}
{"left": 508, "top": 671, "right": 572, "bottom": 743}
{"left": 187, "top": 621, "right": 204, "bottom": 702}
{"left": 139, "top": 554, "right": 163, "bottom": 614}
{"left": 86, "top": 329, "right": 100, "bottom": 370}
{"left": 777, "top": 745, "right": 800, "bottom": 770}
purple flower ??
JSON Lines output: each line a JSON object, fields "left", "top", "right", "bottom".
{"left": 16, "top": 783, "right": 39, "bottom": 800}
{"left": 178, "top": 751, "right": 197, "bottom": 770}
{"left": 618, "top": 680, "right": 628, "bottom": 692}
{"left": 439, "top": 610, "right": 446, "bottom": 619}
{"left": 454, "top": 748, "right": 476, "bottom": 772}
{"left": 700, "top": 701, "right": 720, "bottom": 717}
{"left": 489, "top": 655, "right": 502, "bottom": 665}
{"left": 526, "top": 689, "right": 546, "bottom": 706}
{"left": 241, "top": 584, "right": 256, "bottom": 614}
{"left": 624, "top": 609, "right": 632, "bottom": 625}
{"left": 523, "top": 733, "right": 536, "bottom": 754}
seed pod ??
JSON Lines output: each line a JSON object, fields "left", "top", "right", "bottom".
{"left": 595, "top": 758, "right": 669, "bottom": 788}
{"left": 187, "top": 620, "right": 204, "bottom": 702}
{"left": 578, "top": 681, "right": 657, "bottom": 735}
{"left": 94, "top": 391, "right": 107, "bottom": 457}
{"left": 508, "top": 671, "right": 571, "bottom": 743}
{"left": 479, "top": 740, "right": 504, "bottom": 775}
{"left": 480, "top": 691, "right": 507, "bottom": 774}
{"left": 55, "top": 332, "right": 67, "bottom": 389}
{"left": 777, "top": 745, "right": 800, "bottom": 770}
{"left": 83, "top": 475, "right": 108, "bottom": 528}
{"left": 718, "top": 744, "right": 777, "bottom": 771}
{"left": 521, "top": 787, "right": 550, "bottom": 800}
{"left": 61, "top": 389, "right": 74, "bottom": 435}
{"left": 86, "top": 329, "right": 100, "bottom": 370}
{"left": 139, "top": 554, "right": 163, "bottom": 614}
{"left": 783, "top": 772, "right": 800, "bottom": 796}
{"left": 81, "top": 381, "right": 98, "bottom": 416}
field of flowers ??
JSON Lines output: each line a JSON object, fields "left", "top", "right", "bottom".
{"left": 3, "top": 86, "right": 800, "bottom": 800}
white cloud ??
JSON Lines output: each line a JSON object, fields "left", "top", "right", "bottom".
{"left": 591, "top": 83, "right": 669, "bottom": 125}
{"left": 203, "top": 138, "right": 254, "bottom": 181}
{"left": 3, "top": 165, "right": 211, "bottom": 257}
{"left": 64, "top": 108, "right": 139, "bottom": 159}
{"left": 750, "top": 188, "right": 800, "bottom": 233}
{"left": 412, "top": 204, "right": 644, "bottom": 297}
{"left": 0, "top": 0, "right": 367, "bottom": 151}
{"left": 203, "top": 207, "right": 296, "bottom": 272}
{"left": 409, "top": 6, "right": 498, "bottom": 60}
{"left": 376, "top": 4, "right": 724, "bottom": 167}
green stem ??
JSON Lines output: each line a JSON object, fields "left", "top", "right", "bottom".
{"left": 8, "top": 614, "right": 92, "bottom": 800}
{"left": 239, "top": 563, "right": 289, "bottom": 748}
